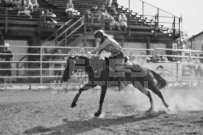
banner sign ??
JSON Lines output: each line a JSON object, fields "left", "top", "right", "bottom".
{"left": 178, "top": 64, "right": 203, "bottom": 81}
{"left": 144, "top": 63, "right": 177, "bottom": 82}
{"left": 143, "top": 62, "right": 203, "bottom": 83}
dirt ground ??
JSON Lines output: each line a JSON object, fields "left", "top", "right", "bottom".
{"left": 0, "top": 85, "right": 203, "bottom": 135}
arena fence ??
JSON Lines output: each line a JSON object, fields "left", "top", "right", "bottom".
{"left": 0, "top": 45, "right": 203, "bottom": 89}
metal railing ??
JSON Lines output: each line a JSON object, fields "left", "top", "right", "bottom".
{"left": 1, "top": 45, "right": 203, "bottom": 87}
{"left": 18, "top": 16, "right": 85, "bottom": 69}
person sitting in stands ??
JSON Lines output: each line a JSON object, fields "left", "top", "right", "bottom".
{"left": 65, "top": 0, "right": 74, "bottom": 17}
{"left": 46, "top": 9, "right": 57, "bottom": 28}
{"left": 65, "top": 0, "right": 80, "bottom": 18}
{"left": 112, "top": 0, "right": 118, "bottom": 8}
{"left": 85, "top": 8, "right": 92, "bottom": 23}
{"left": 109, "top": 16, "right": 120, "bottom": 31}
{"left": 108, "top": 5, "right": 117, "bottom": 17}
{"left": 119, "top": 12, "right": 127, "bottom": 31}
{"left": 99, "top": 4, "right": 106, "bottom": 13}
{"left": 100, "top": 10, "right": 120, "bottom": 31}
{"left": 91, "top": 4, "right": 98, "bottom": 12}
{"left": 17, "top": 6, "right": 32, "bottom": 19}
{"left": 24, "top": 0, "right": 34, "bottom": 12}
{"left": 14, "top": 0, "right": 22, "bottom": 11}
{"left": 65, "top": 0, "right": 75, "bottom": 17}
{"left": 105, "top": 0, "right": 112, "bottom": 7}
{"left": 31, "top": 0, "right": 39, "bottom": 11}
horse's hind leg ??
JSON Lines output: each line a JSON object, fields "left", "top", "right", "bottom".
{"left": 132, "top": 81, "right": 154, "bottom": 111}
{"left": 71, "top": 82, "right": 96, "bottom": 108}
{"left": 94, "top": 85, "right": 107, "bottom": 117}
{"left": 149, "top": 82, "right": 169, "bottom": 109}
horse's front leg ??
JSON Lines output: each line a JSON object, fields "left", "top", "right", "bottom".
{"left": 71, "top": 82, "right": 96, "bottom": 108}
{"left": 94, "top": 85, "right": 107, "bottom": 117}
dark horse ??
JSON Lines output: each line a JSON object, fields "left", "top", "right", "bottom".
{"left": 62, "top": 55, "right": 169, "bottom": 117}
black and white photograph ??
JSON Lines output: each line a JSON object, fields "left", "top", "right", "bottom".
{"left": 0, "top": 0, "right": 203, "bottom": 134}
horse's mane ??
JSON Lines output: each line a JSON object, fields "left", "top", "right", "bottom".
{"left": 68, "top": 55, "right": 89, "bottom": 61}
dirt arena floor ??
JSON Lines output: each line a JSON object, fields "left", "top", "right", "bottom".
{"left": 0, "top": 85, "right": 203, "bottom": 135}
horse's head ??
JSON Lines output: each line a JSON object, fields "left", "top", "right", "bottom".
{"left": 89, "top": 56, "right": 106, "bottom": 78}
{"left": 62, "top": 55, "right": 89, "bottom": 81}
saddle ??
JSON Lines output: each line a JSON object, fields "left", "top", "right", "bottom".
{"left": 89, "top": 56, "right": 132, "bottom": 78}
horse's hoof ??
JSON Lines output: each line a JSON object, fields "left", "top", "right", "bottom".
{"left": 94, "top": 112, "right": 101, "bottom": 117}
{"left": 71, "top": 103, "right": 76, "bottom": 108}
{"left": 165, "top": 104, "right": 169, "bottom": 109}
{"left": 146, "top": 107, "right": 153, "bottom": 113}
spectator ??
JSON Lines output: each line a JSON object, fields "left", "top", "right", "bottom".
{"left": 108, "top": 5, "right": 117, "bottom": 17}
{"left": 53, "top": 49, "right": 64, "bottom": 87}
{"left": 119, "top": 12, "right": 127, "bottom": 31}
{"left": 40, "top": 10, "right": 46, "bottom": 27}
{"left": 85, "top": 8, "right": 92, "bottom": 23}
{"left": 31, "top": 0, "right": 39, "bottom": 11}
{"left": 46, "top": 9, "right": 57, "bottom": 28}
{"left": 65, "top": 0, "right": 80, "bottom": 18}
{"left": 17, "top": 6, "right": 32, "bottom": 19}
{"left": 100, "top": 10, "right": 120, "bottom": 31}
{"left": 91, "top": 4, "right": 98, "bottom": 12}
{"left": 112, "top": 0, "right": 118, "bottom": 8}
{"left": 105, "top": 0, "right": 112, "bottom": 7}
{"left": 65, "top": 0, "right": 74, "bottom": 17}
{"left": 109, "top": 16, "right": 120, "bottom": 31}
{"left": 0, "top": 43, "right": 13, "bottom": 87}
{"left": 14, "top": 0, "right": 23, "bottom": 11}
{"left": 99, "top": 4, "right": 106, "bottom": 13}
{"left": 24, "top": 0, "right": 34, "bottom": 12}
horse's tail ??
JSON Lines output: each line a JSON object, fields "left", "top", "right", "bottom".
{"left": 150, "top": 69, "right": 167, "bottom": 90}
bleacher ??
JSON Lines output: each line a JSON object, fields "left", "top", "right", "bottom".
{"left": 0, "top": 0, "right": 179, "bottom": 36}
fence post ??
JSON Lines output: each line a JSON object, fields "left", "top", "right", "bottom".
{"left": 40, "top": 46, "right": 42, "bottom": 84}
{"left": 173, "top": 16, "right": 176, "bottom": 36}
{"left": 83, "top": 15, "right": 87, "bottom": 34}
{"left": 179, "top": 17, "right": 181, "bottom": 37}
{"left": 5, "top": 8, "right": 8, "bottom": 33}
{"left": 157, "top": 8, "right": 159, "bottom": 27}
{"left": 128, "top": 14, "right": 131, "bottom": 36}
{"left": 142, "top": 1, "right": 144, "bottom": 16}
{"left": 176, "top": 62, "right": 179, "bottom": 83}
{"left": 65, "top": 31, "right": 67, "bottom": 46}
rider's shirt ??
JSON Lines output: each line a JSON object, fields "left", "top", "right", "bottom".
{"left": 91, "top": 36, "right": 122, "bottom": 56}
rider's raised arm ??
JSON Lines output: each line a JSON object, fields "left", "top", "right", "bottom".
{"left": 90, "top": 39, "right": 110, "bottom": 54}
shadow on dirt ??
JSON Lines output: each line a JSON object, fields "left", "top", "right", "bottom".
{"left": 24, "top": 112, "right": 163, "bottom": 135}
